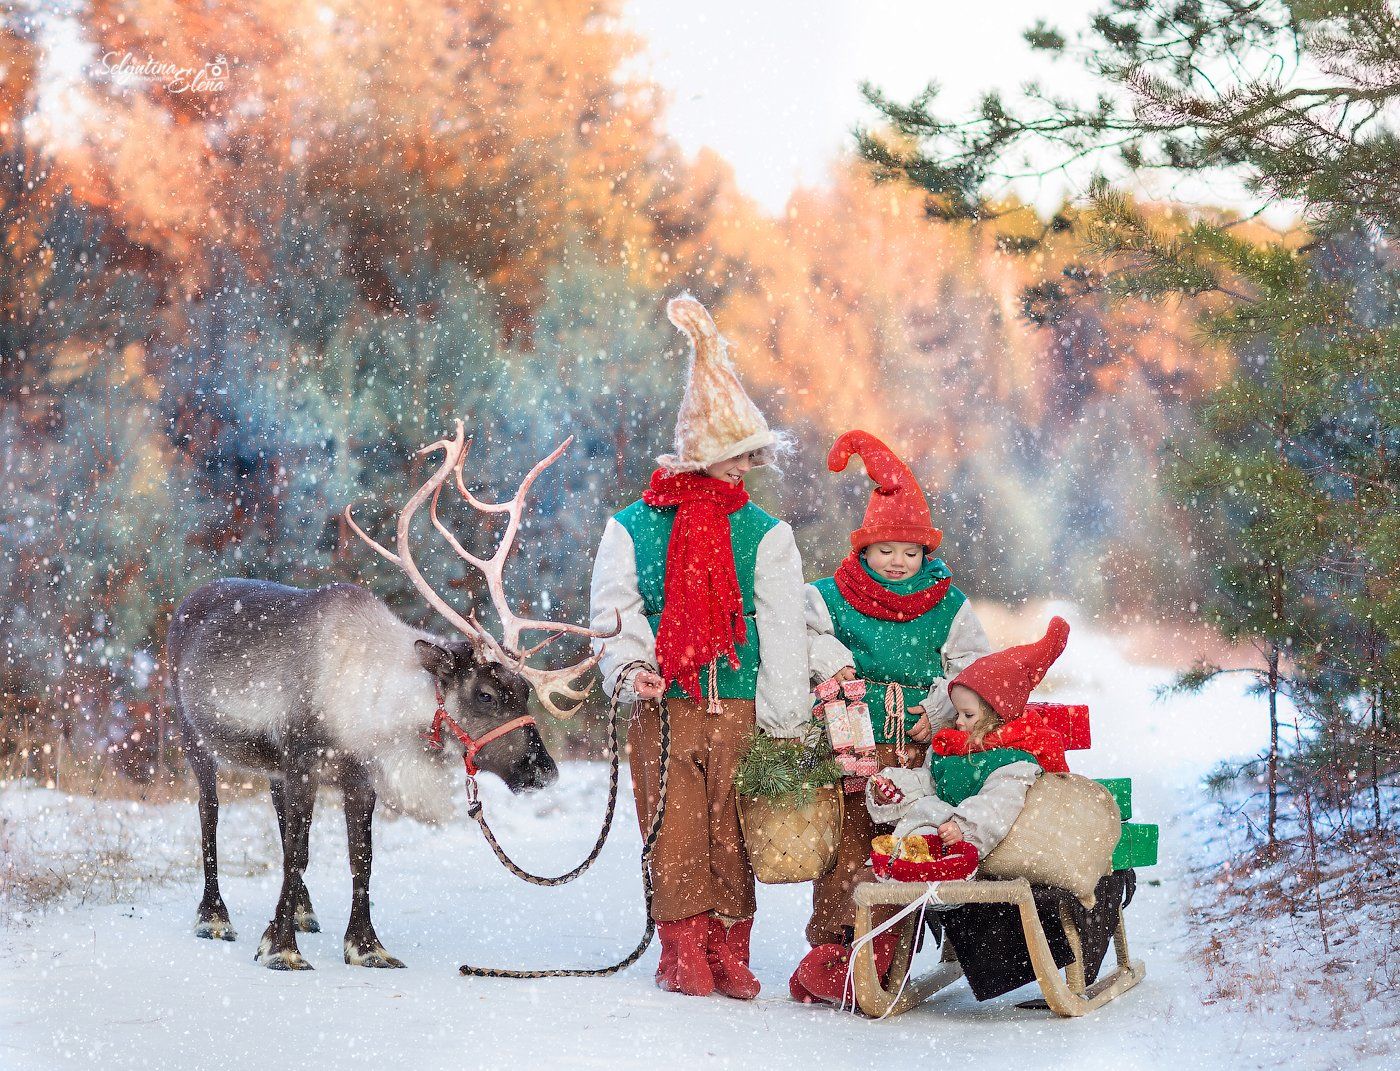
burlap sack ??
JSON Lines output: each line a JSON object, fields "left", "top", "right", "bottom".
{"left": 739, "top": 787, "right": 843, "bottom": 884}
{"left": 979, "top": 773, "right": 1121, "bottom": 907}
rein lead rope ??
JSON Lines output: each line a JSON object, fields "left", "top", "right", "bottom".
{"left": 458, "top": 694, "right": 671, "bottom": 979}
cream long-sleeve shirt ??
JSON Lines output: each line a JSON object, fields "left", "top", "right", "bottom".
{"left": 804, "top": 588, "right": 992, "bottom": 730}
{"left": 863, "top": 761, "right": 1040, "bottom": 857}
{"left": 588, "top": 515, "right": 811, "bottom": 738}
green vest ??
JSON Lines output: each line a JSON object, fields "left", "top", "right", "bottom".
{"left": 931, "top": 748, "right": 1038, "bottom": 806}
{"left": 810, "top": 558, "right": 966, "bottom": 744}
{"left": 615, "top": 498, "right": 780, "bottom": 702}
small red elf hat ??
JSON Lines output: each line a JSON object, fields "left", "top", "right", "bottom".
{"left": 951, "top": 616, "right": 1071, "bottom": 722}
{"left": 828, "top": 430, "right": 941, "bottom": 553}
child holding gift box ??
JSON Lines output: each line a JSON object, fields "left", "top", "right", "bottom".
{"left": 791, "top": 430, "right": 991, "bottom": 1001}
{"left": 794, "top": 616, "right": 1074, "bottom": 1006}
{"left": 867, "top": 616, "right": 1073, "bottom": 858}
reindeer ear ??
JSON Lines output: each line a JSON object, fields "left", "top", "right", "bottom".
{"left": 415, "top": 640, "right": 455, "bottom": 679}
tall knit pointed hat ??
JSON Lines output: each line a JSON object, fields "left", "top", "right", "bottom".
{"left": 828, "top": 430, "right": 942, "bottom": 553}
{"left": 657, "top": 294, "right": 775, "bottom": 472}
{"left": 951, "top": 616, "right": 1072, "bottom": 722}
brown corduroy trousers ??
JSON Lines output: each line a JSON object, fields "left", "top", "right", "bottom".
{"left": 628, "top": 696, "right": 757, "bottom": 923}
{"left": 805, "top": 742, "right": 929, "bottom": 947}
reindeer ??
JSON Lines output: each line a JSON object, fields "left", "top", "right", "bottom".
{"left": 168, "top": 421, "right": 617, "bottom": 970}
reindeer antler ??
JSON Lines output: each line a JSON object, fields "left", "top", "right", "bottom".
{"left": 437, "top": 433, "right": 620, "bottom": 718}
{"left": 345, "top": 420, "right": 619, "bottom": 719}
{"left": 344, "top": 421, "right": 505, "bottom": 662}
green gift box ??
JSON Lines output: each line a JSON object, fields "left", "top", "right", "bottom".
{"left": 1094, "top": 777, "right": 1133, "bottom": 820}
{"left": 1112, "top": 822, "right": 1158, "bottom": 870}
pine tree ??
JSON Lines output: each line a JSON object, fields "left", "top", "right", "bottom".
{"left": 856, "top": 0, "right": 1400, "bottom": 833}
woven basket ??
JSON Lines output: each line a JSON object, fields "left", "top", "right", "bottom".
{"left": 738, "top": 786, "right": 843, "bottom": 884}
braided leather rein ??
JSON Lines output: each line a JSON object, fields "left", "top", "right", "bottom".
{"left": 458, "top": 694, "right": 671, "bottom": 979}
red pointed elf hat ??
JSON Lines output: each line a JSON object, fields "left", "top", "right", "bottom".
{"left": 828, "top": 430, "right": 942, "bottom": 553}
{"left": 951, "top": 616, "right": 1072, "bottom": 722}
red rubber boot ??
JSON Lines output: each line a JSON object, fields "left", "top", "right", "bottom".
{"left": 654, "top": 928, "right": 677, "bottom": 990}
{"left": 789, "top": 965, "right": 821, "bottom": 1003}
{"left": 655, "top": 915, "right": 715, "bottom": 997}
{"left": 792, "top": 928, "right": 901, "bottom": 1006}
{"left": 707, "top": 917, "right": 761, "bottom": 1000}
{"left": 725, "top": 916, "right": 754, "bottom": 966}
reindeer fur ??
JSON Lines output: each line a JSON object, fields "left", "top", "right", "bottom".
{"left": 168, "top": 577, "right": 557, "bottom": 970}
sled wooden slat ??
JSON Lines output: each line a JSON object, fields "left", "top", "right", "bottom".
{"left": 851, "top": 878, "right": 1146, "bottom": 1019}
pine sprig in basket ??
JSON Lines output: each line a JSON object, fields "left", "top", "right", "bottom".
{"left": 734, "top": 718, "right": 844, "bottom": 807}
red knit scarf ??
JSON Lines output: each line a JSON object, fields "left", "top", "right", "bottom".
{"left": 833, "top": 552, "right": 952, "bottom": 622}
{"left": 642, "top": 469, "right": 750, "bottom": 701}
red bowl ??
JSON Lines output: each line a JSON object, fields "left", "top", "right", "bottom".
{"left": 870, "top": 841, "right": 978, "bottom": 883}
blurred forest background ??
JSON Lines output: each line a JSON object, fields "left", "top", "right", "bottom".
{"left": 0, "top": 0, "right": 1393, "bottom": 841}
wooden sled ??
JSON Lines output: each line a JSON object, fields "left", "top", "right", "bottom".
{"left": 850, "top": 877, "right": 1146, "bottom": 1019}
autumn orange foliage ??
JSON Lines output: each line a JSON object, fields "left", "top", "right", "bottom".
{"left": 48, "top": 0, "right": 1236, "bottom": 458}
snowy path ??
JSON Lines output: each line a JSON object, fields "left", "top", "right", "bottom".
{"left": 0, "top": 616, "right": 1361, "bottom": 1070}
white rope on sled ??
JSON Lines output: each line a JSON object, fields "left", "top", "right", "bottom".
{"left": 841, "top": 881, "right": 956, "bottom": 1018}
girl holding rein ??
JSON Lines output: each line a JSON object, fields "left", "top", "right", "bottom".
{"left": 589, "top": 295, "right": 810, "bottom": 1001}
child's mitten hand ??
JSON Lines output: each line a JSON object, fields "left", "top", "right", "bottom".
{"left": 870, "top": 775, "right": 905, "bottom": 806}
{"left": 937, "top": 820, "right": 964, "bottom": 846}
{"left": 630, "top": 668, "right": 666, "bottom": 700}
{"left": 907, "top": 706, "right": 931, "bottom": 743}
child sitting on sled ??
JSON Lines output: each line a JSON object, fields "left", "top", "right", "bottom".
{"left": 865, "top": 616, "right": 1073, "bottom": 863}
{"left": 790, "top": 430, "right": 992, "bottom": 1004}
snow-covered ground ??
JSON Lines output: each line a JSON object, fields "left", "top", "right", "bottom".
{"left": 0, "top": 610, "right": 1390, "bottom": 1070}
{"left": 1183, "top": 780, "right": 1399, "bottom": 1059}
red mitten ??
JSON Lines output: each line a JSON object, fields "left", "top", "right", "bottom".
{"left": 930, "top": 728, "right": 970, "bottom": 756}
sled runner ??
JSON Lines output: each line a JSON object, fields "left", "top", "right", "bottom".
{"left": 849, "top": 702, "right": 1153, "bottom": 1019}
{"left": 849, "top": 874, "right": 1145, "bottom": 1017}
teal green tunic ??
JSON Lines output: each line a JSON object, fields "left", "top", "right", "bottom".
{"left": 614, "top": 498, "right": 780, "bottom": 702}
{"left": 810, "top": 557, "right": 966, "bottom": 744}
{"left": 931, "top": 748, "right": 1038, "bottom": 806}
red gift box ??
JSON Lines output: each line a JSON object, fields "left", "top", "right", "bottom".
{"left": 1025, "top": 701, "right": 1091, "bottom": 751}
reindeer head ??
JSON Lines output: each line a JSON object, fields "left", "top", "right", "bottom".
{"left": 413, "top": 638, "right": 558, "bottom": 792}
{"left": 345, "top": 419, "right": 621, "bottom": 729}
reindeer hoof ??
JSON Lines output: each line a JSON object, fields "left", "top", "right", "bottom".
{"left": 256, "top": 928, "right": 313, "bottom": 970}
{"left": 345, "top": 940, "right": 406, "bottom": 969}
{"left": 294, "top": 907, "right": 320, "bottom": 934}
{"left": 260, "top": 950, "right": 315, "bottom": 971}
{"left": 194, "top": 917, "right": 237, "bottom": 942}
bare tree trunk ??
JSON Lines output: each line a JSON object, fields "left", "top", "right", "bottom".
{"left": 1299, "top": 780, "right": 1330, "bottom": 954}
{"left": 1372, "top": 680, "right": 1382, "bottom": 831}
{"left": 1267, "top": 643, "right": 1280, "bottom": 847}
{"left": 1267, "top": 562, "right": 1284, "bottom": 847}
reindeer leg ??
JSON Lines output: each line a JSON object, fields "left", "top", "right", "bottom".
{"left": 256, "top": 749, "right": 316, "bottom": 970}
{"left": 342, "top": 760, "right": 404, "bottom": 968}
{"left": 270, "top": 778, "right": 319, "bottom": 933}
{"left": 187, "top": 740, "right": 236, "bottom": 941}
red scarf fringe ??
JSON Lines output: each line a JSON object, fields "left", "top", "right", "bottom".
{"left": 642, "top": 469, "right": 750, "bottom": 701}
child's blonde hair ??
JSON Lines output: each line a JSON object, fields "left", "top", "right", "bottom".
{"left": 964, "top": 696, "right": 1004, "bottom": 750}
